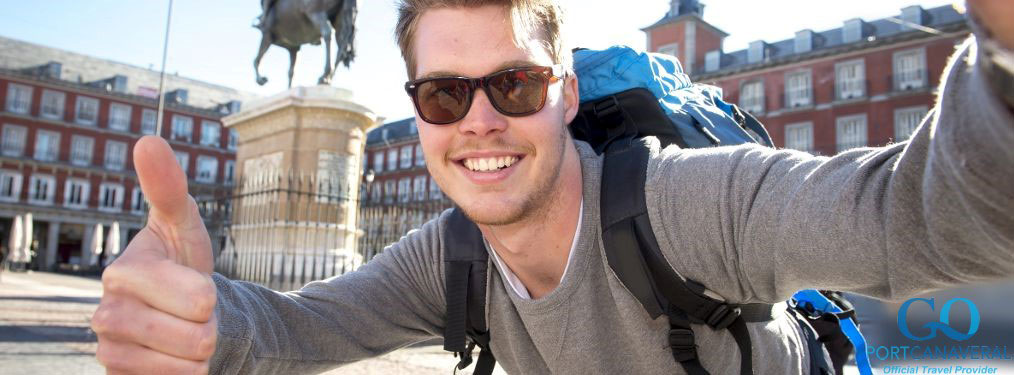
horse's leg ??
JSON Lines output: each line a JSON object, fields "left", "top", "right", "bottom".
{"left": 254, "top": 33, "right": 272, "bottom": 85}
{"left": 309, "top": 12, "right": 333, "bottom": 85}
{"left": 287, "top": 47, "right": 299, "bottom": 88}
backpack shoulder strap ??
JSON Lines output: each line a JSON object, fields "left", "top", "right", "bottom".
{"left": 442, "top": 208, "right": 496, "bottom": 374}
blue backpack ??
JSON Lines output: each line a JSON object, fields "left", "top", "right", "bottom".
{"left": 442, "top": 46, "right": 872, "bottom": 375}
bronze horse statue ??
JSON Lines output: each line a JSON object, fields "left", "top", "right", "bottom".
{"left": 254, "top": 0, "right": 357, "bottom": 88}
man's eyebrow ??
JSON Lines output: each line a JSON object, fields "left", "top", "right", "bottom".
{"left": 417, "top": 60, "right": 540, "bottom": 80}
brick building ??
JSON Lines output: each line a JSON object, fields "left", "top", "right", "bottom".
{"left": 0, "top": 35, "right": 255, "bottom": 272}
{"left": 644, "top": 1, "right": 968, "bottom": 154}
{"left": 362, "top": 118, "right": 443, "bottom": 207}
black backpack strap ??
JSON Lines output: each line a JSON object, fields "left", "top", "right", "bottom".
{"left": 600, "top": 137, "right": 762, "bottom": 375}
{"left": 443, "top": 208, "right": 496, "bottom": 374}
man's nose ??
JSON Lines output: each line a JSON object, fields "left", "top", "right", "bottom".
{"left": 457, "top": 89, "right": 508, "bottom": 137}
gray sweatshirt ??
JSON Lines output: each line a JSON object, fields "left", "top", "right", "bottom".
{"left": 209, "top": 36, "right": 1014, "bottom": 374}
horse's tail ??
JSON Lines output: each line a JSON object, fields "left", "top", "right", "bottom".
{"left": 331, "top": 0, "right": 357, "bottom": 67}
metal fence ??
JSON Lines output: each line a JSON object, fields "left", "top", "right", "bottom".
{"left": 198, "top": 173, "right": 453, "bottom": 291}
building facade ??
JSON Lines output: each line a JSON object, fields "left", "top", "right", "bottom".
{"left": 362, "top": 118, "right": 444, "bottom": 207}
{"left": 0, "top": 36, "right": 252, "bottom": 272}
{"left": 644, "top": 1, "right": 968, "bottom": 155}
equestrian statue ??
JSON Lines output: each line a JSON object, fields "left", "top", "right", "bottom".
{"left": 253, "top": 0, "right": 357, "bottom": 88}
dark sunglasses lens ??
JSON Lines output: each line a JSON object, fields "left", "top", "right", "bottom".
{"left": 415, "top": 79, "right": 471, "bottom": 124}
{"left": 487, "top": 69, "right": 548, "bottom": 115}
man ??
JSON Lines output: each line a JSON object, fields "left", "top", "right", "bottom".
{"left": 92, "top": 0, "right": 1014, "bottom": 373}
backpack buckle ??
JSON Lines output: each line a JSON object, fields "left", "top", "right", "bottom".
{"left": 592, "top": 96, "right": 623, "bottom": 128}
{"left": 706, "top": 304, "right": 741, "bottom": 329}
{"left": 454, "top": 341, "right": 476, "bottom": 370}
{"left": 668, "top": 328, "right": 698, "bottom": 362}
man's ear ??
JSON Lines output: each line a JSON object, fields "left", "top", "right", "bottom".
{"left": 563, "top": 73, "right": 580, "bottom": 124}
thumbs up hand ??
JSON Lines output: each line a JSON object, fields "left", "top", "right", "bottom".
{"left": 92, "top": 136, "right": 218, "bottom": 374}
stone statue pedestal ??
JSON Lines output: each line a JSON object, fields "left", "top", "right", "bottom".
{"left": 221, "top": 85, "right": 382, "bottom": 289}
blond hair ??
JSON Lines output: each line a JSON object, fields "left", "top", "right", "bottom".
{"left": 395, "top": 0, "right": 569, "bottom": 78}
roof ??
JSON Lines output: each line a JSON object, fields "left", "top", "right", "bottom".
{"left": 365, "top": 117, "right": 419, "bottom": 147}
{"left": 695, "top": 4, "right": 966, "bottom": 79}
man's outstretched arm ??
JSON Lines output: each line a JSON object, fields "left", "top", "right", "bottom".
{"left": 647, "top": 11, "right": 1014, "bottom": 304}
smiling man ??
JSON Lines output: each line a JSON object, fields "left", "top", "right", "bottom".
{"left": 91, "top": 1, "right": 1014, "bottom": 374}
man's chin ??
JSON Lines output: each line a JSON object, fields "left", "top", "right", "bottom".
{"left": 456, "top": 201, "right": 528, "bottom": 226}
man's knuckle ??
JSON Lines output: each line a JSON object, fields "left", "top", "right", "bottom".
{"left": 195, "top": 323, "right": 217, "bottom": 359}
{"left": 192, "top": 283, "right": 217, "bottom": 320}
{"left": 90, "top": 306, "right": 116, "bottom": 335}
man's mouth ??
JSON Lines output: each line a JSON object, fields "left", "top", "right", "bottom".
{"left": 461, "top": 156, "right": 520, "bottom": 172}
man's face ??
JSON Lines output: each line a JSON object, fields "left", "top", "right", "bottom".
{"left": 411, "top": 5, "right": 578, "bottom": 226}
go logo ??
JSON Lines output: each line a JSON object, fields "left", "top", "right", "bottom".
{"left": 897, "top": 297, "right": 980, "bottom": 341}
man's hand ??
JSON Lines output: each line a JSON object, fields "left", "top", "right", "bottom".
{"left": 966, "top": 0, "right": 1014, "bottom": 50}
{"left": 92, "top": 136, "right": 217, "bottom": 374}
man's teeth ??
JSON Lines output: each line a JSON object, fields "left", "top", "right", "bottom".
{"left": 463, "top": 156, "right": 519, "bottom": 172}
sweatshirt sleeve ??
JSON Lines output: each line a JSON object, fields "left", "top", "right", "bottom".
{"left": 208, "top": 213, "right": 449, "bottom": 374}
{"left": 646, "top": 35, "right": 1014, "bottom": 305}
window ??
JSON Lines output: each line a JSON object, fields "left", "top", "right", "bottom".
{"left": 386, "top": 149, "right": 398, "bottom": 171}
{"left": 200, "top": 121, "right": 221, "bottom": 147}
{"left": 64, "top": 179, "right": 90, "bottom": 209}
{"left": 413, "top": 176, "right": 427, "bottom": 201}
{"left": 739, "top": 81, "right": 765, "bottom": 114}
{"left": 224, "top": 161, "right": 235, "bottom": 185}
{"left": 372, "top": 151, "right": 384, "bottom": 172}
{"left": 108, "top": 103, "right": 131, "bottom": 131}
{"left": 196, "top": 156, "right": 219, "bottom": 183}
{"left": 894, "top": 49, "right": 926, "bottom": 91}
{"left": 5, "top": 83, "right": 32, "bottom": 114}
{"left": 0, "top": 170, "right": 23, "bottom": 202}
{"left": 174, "top": 152, "right": 190, "bottom": 175}
{"left": 836, "top": 114, "right": 868, "bottom": 152}
{"left": 369, "top": 183, "right": 381, "bottom": 203}
{"left": 75, "top": 96, "right": 99, "bottom": 125}
{"left": 894, "top": 106, "right": 929, "bottom": 141}
{"left": 835, "top": 59, "right": 866, "bottom": 100}
{"left": 104, "top": 141, "right": 127, "bottom": 170}
{"left": 70, "top": 136, "right": 94, "bottom": 166}
{"left": 784, "top": 122, "right": 814, "bottom": 153}
{"left": 2, "top": 124, "right": 27, "bottom": 156}
{"left": 171, "top": 115, "right": 194, "bottom": 142}
{"left": 40, "top": 90, "right": 66, "bottom": 120}
{"left": 399, "top": 146, "right": 413, "bottom": 169}
{"left": 98, "top": 183, "right": 125, "bottom": 212}
{"left": 414, "top": 145, "right": 425, "bottom": 167}
{"left": 704, "top": 51, "right": 721, "bottom": 72}
{"left": 398, "top": 177, "right": 411, "bottom": 203}
{"left": 785, "top": 70, "right": 812, "bottom": 108}
{"left": 141, "top": 109, "right": 158, "bottom": 135}
{"left": 27, "top": 175, "right": 56, "bottom": 205}
{"left": 227, "top": 129, "right": 238, "bottom": 150}
{"left": 34, "top": 130, "right": 60, "bottom": 161}
{"left": 657, "top": 43, "right": 679, "bottom": 58}
{"left": 383, "top": 180, "right": 396, "bottom": 204}
{"left": 131, "top": 188, "right": 148, "bottom": 214}
{"left": 429, "top": 177, "right": 443, "bottom": 200}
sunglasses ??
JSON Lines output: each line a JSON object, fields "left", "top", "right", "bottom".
{"left": 404, "top": 65, "right": 566, "bottom": 125}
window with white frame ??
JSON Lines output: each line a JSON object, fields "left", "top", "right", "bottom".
{"left": 784, "top": 122, "right": 814, "bottom": 153}
{"left": 398, "top": 177, "right": 411, "bottom": 203}
{"left": 27, "top": 175, "right": 55, "bottom": 205}
{"left": 174, "top": 151, "right": 190, "bottom": 175}
{"left": 657, "top": 43, "right": 679, "bottom": 58}
{"left": 835, "top": 59, "right": 866, "bottom": 100}
{"left": 413, "top": 175, "right": 427, "bottom": 201}
{"left": 894, "top": 49, "right": 926, "bottom": 91}
{"left": 200, "top": 121, "right": 221, "bottom": 147}
{"left": 224, "top": 160, "right": 235, "bottom": 185}
{"left": 369, "top": 183, "right": 382, "bottom": 203}
{"left": 386, "top": 149, "right": 398, "bottom": 171}
{"left": 399, "top": 146, "right": 413, "bottom": 169}
{"left": 429, "top": 177, "right": 442, "bottom": 200}
{"left": 141, "top": 108, "right": 158, "bottom": 135}
{"left": 836, "top": 114, "right": 868, "bottom": 152}
{"left": 383, "top": 179, "right": 396, "bottom": 203}
{"left": 98, "top": 183, "right": 125, "bottom": 212}
{"left": 414, "top": 145, "right": 425, "bottom": 167}
{"left": 171, "top": 115, "right": 194, "bottom": 142}
{"left": 131, "top": 188, "right": 148, "bottom": 214}
{"left": 108, "top": 103, "right": 131, "bottom": 131}
{"left": 70, "top": 136, "right": 94, "bottom": 166}
{"left": 2, "top": 124, "right": 27, "bottom": 157}
{"left": 785, "top": 70, "right": 812, "bottom": 108}
{"left": 0, "top": 170, "right": 23, "bottom": 202}
{"left": 196, "top": 156, "right": 218, "bottom": 183}
{"left": 34, "top": 130, "right": 60, "bottom": 161}
{"left": 894, "top": 106, "right": 929, "bottom": 141}
{"left": 64, "top": 179, "right": 90, "bottom": 209}
{"left": 104, "top": 141, "right": 127, "bottom": 170}
{"left": 40, "top": 90, "right": 66, "bottom": 120}
{"left": 739, "top": 81, "right": 765, "bottom": 114}
{"left": 227, "top": 129, "right": 238, "bottom": 150}
{"left": 5, "top": 83, "right": 32, "bottom": 114}
{"left": 75, "top": 96, "right": 99, "bottom": 125}
{"left": 372, "top": 151, "right": 384, "bottom": 172}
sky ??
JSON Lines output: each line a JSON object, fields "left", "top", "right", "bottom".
{"left": 0, "top": 0, "right": 957, "bottom": 122}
